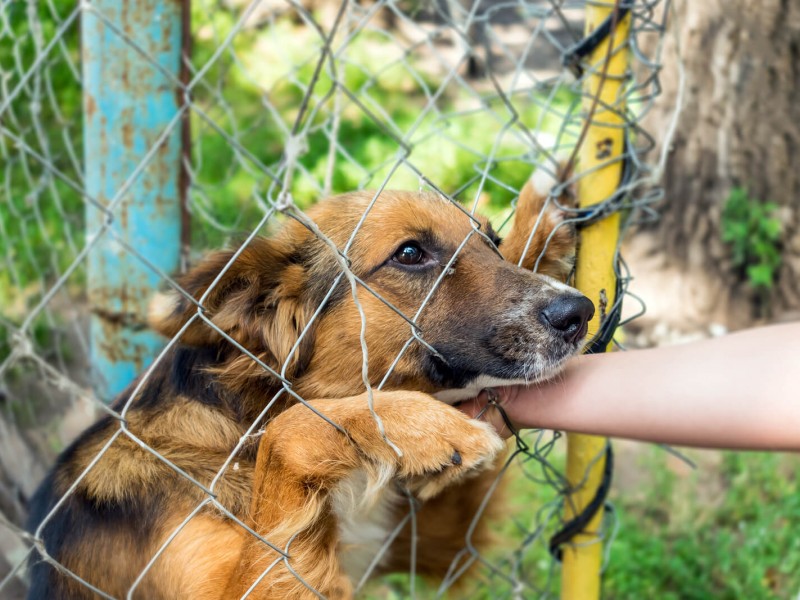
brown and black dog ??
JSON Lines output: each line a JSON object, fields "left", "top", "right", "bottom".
{"left": 27, "top": 168, "right": 593, "bottom": 599}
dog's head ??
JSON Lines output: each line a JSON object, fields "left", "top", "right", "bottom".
{"left": 151, "top": 191, "right": 593, "bottom": 402}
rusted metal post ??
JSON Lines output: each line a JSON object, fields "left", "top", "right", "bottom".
{"left": 83, "top": 1, "right": 187, "bottom": 402}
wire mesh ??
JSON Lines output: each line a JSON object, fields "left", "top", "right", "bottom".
{"left": 0, "top": 0, "right": 673, "bottom": 597}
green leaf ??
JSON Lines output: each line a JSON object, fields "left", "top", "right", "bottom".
{"left": 747, "top": 264, "right": 775, "bottom": 289}
{"left": 762, "top": 218, "right": 782, "bottom": 240}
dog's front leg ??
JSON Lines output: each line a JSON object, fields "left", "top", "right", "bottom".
{"left": 228, "top": 391, "right": 504, "bottom": 599}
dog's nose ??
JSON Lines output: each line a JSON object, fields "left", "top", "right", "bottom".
{"left": 541, "top": 295, "right": 595, "bottom": 343}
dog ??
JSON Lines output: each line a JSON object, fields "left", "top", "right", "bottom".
{"left": 27, "top": 166, "right": 593, "bottom": 599}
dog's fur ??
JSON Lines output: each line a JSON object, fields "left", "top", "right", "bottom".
{"left": 27, "top": 169, "right": 586, "bottom": 599}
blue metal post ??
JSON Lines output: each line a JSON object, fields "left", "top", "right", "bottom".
{"left": 83, "top": 1, "right": 186, "bottom": 402}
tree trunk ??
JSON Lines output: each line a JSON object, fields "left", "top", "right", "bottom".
{"left": 628, "top": 0, "right": 800, "bottom": 336}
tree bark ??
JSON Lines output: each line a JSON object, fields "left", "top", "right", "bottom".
{"left": 629, "top": 0, "right": 800, "bottom": 334}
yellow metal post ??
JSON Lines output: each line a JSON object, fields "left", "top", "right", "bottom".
{"left": 561, "top": 3, "right": 630, "bottom": 599}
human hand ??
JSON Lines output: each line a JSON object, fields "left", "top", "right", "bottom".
{"left": 455, "top": 324, "right": 800, "bottom": 452}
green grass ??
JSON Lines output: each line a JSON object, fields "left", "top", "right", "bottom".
{"left": 604, "top": 449, "right": 800, "bottom": 599}
{"left": 360, "top": 446, "right": 800, "bottom": 599}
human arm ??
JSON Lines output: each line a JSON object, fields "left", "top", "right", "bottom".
{"left": 459, "top": 323, "right": 800, "bottom": 451}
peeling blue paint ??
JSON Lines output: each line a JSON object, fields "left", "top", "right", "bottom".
{"left": 83, "top": 1, "right": 184, "bottom": 402}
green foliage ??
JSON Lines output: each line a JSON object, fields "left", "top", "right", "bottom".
{"left": 363, "top": 447, "right": 800, "bottom": 599}
{"left": 721, "top": 187, "right": 782, "bottom": 294}
{"left": 0, "top": 0, "right": 84, "bottom": 364}
{"left": 603, "top": 449, "right": 800, "bottom": 599}
{"left": 187, "top": 10, "right": 580, "bottom": 249}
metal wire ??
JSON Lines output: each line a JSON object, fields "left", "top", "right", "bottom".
{"left": 0, "top": 0, "right": 673, "bottom": 597}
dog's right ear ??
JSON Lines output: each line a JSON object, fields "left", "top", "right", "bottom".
{"left": 148, "top": 237, "right": 297, "bottom": 349}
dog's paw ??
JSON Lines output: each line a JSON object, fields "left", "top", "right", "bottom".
{"left": 348, "top": 392, "right": 505, "bottom": 500}
{"left": 393, "top": 402, "right": 504, "bottom": 500}
{"left": 501, "top": 161, "right": 578, "bottom": 281}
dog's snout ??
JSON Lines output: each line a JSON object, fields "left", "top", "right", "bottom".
{"left": 541, "top": 295, "right": 595, "bottom": 343}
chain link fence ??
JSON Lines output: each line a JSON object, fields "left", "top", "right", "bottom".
{"left": 1, "top": 0, "right": 673, "bottom": 597}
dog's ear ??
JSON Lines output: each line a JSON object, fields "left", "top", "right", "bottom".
{"left": 501, "top": 165, "right": 577, "bottom": 281}
{"left": 149, "top": 237, "right": 318, "bottom": 376}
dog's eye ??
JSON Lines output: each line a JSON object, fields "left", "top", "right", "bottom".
{"left": 393, "top": 242, "right": 424, "bottom": 266}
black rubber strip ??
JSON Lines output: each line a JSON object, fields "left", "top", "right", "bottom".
{"left": 549, "top": 443, "right": 614, "bottom": 561}
{"left": 585, "top": 273, "right": 624, "bottom": 356}
{"left": 562, "top": 4, "right": 632, "bottom": 78}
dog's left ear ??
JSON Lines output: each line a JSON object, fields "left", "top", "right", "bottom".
{"left": 148, "top": 237, "right": 319, "bottom": 377}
